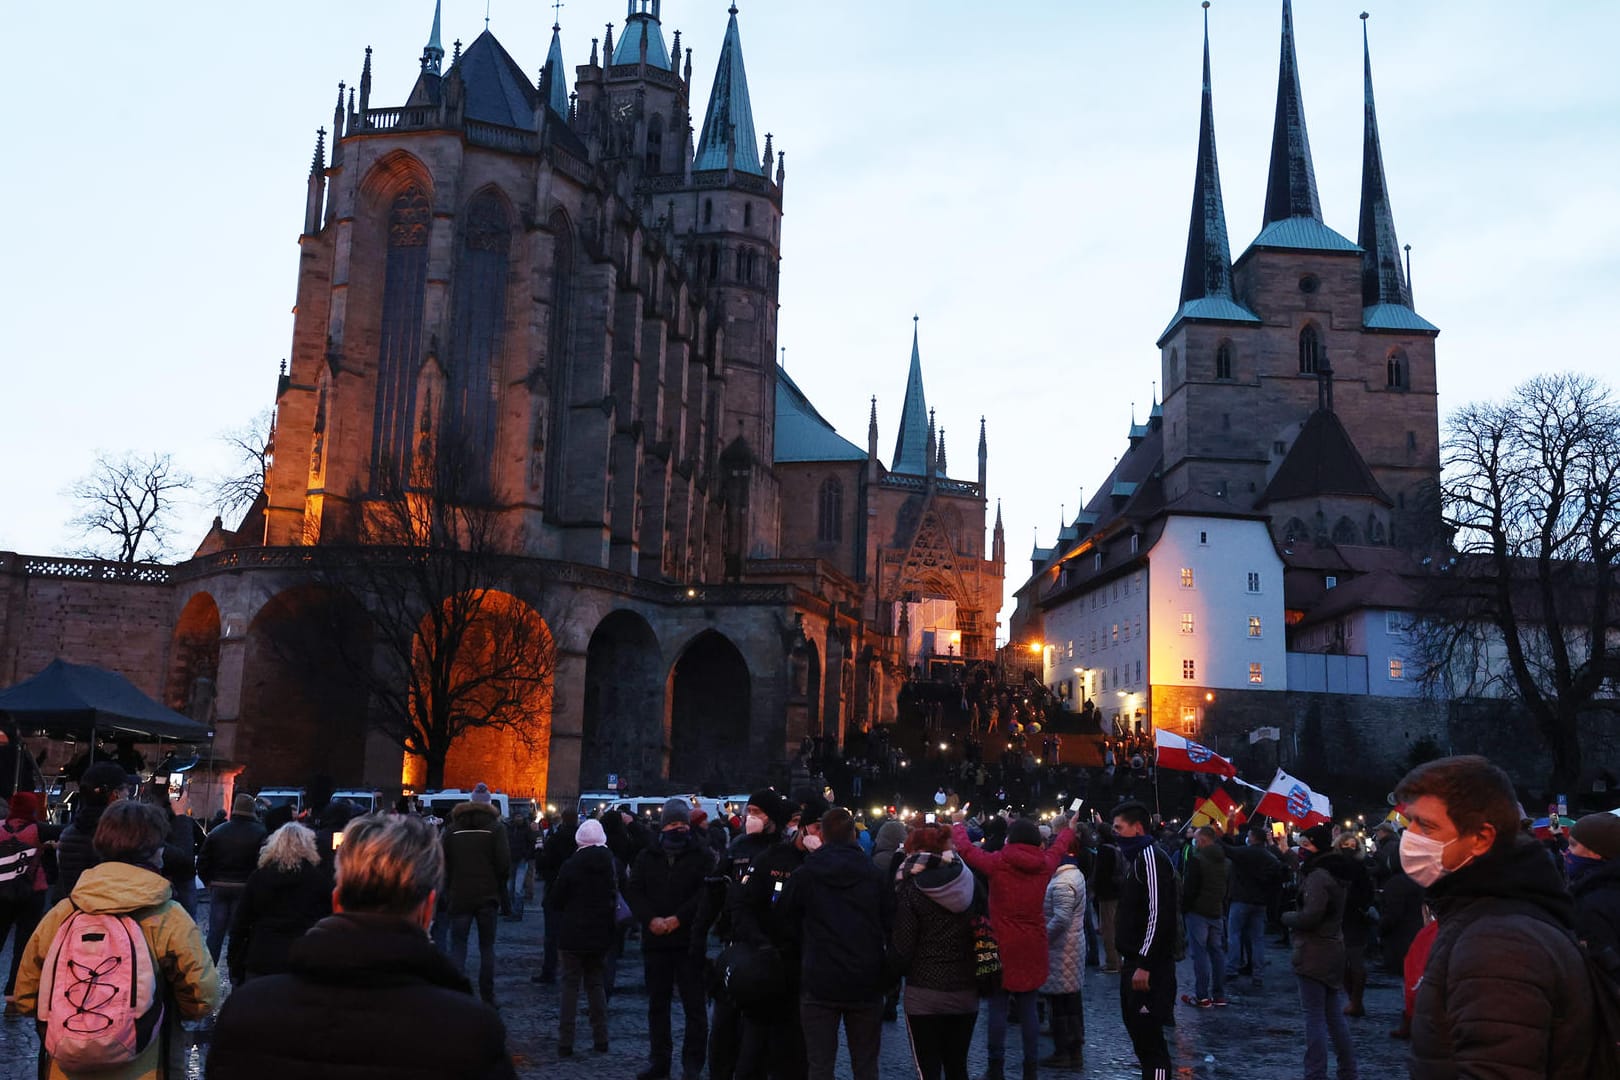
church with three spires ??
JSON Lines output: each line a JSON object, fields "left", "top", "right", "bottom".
{"left": 152, "top": 1, "right": 1004, "bottom": 803}
{"left": 1011, "top": 2, "right": 1447, "bottom": 785}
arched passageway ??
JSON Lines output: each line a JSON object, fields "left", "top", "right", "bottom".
{"left": 167, "top": 592, "right": 221, "bottom": 720}
{"left": 667, "top": 630, "right": 751, "bottom": 790}
{"left": 581, "top": 610, "right": 663, "bottom": 792}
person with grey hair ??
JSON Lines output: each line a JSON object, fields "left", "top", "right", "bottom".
{"left": 206, "top": 813, "right": 515, "bottom": 1079}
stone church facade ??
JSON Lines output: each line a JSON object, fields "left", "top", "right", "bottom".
{"left": 0, "top": 2, "right": 1004, "bottom": 809}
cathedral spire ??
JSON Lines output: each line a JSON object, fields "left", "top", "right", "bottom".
{"left": 891, "top": 317, "right": 931, "bottom": 476}
{"left": 540, "top": 21, "right": 570, "bottom": 118}
{"left": 1179, "top": 3, "right": 1236, "bottom": 306}
{"left": 613, "top": 0, "right": 671, "bottom": 69}
{"left": 1358, "top": 13, "right": 1412, "bottom": 310}
{"left": 693, "top": 5, "right": 762, "bottom": 175}
{"left": 977, "top": 415, "right": 988, "bottom": 492}
{"left": 359, "top": 46, "right": 373, "bottom": 116}
{"left": 936, "top": 427, "right": 947, "bottom": 475}
{"left": 1261, "top": 0, "right": 1322, "bottom": 226}
{"left": 304, "top": 128, "right": 327, "bottom": 236}
{"left": 421, "top": 0, "right": 445, "bottom": 75}
{"left": 925, "top": 409, "right": 938, "bottom": 482}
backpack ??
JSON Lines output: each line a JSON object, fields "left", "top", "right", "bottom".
{"left": 37, "top": 905, "right": 165, "bottom": 1070}
{"left": 0, "top": 821, "right": 40, "bottom": 903}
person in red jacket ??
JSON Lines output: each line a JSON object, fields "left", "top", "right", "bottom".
{"left": 952, "top": 813, "right": 1074, "bottom": 1080}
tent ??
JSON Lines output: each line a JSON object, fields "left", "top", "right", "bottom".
{"left": 0, "top": 658, "right": 207, "bottom": 741}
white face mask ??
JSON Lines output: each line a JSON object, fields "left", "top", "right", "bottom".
{"left": 744, "top": 814, "right": 767, "bottom": 836}
{"left": 1400, "top": 829, "right": 1467, "bottom": 887}
{"left": 802, "top": 833, "right": 823, "bottom": 852}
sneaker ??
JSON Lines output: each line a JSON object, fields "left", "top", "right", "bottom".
{"left": 1213, "top": 997, "right": 1229, "bottom": 1007}
{"left": 1180, "top": 995, "right": 1214, "bottom": 1009}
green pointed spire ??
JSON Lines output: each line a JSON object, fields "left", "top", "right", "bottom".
{"left": 891, "top": 317, "right": 931, "bottom": 475}
{"left": 421, "top": 0, "right": 445, "bottom": 74}
{"left": 541, "top": 23, "right": 570, "bottom": 117}
{"left": 693, "top": 6, "right": 762, "bottom": 175}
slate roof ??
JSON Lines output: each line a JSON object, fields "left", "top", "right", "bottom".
{"left": 455, "top": 31, "right": 542, "bottom": 129}
{"left": 1179, "top": 9, "right": 1237, "bottom": 308}
{"left": 890, "top": 322, "right": 930, "bottom": 475}
{"left": 693, "top": 8, "right": 762, "bottom": 175}
{"left": 613, "top": 14, "right": 672, "bottom": 69}
{"left": 1259, "top": 409, "right": 1392, "bottom": 508}
{"left": 1157, "top": 296, "right": 1261, "bottom": 347}
{"left": 540, "top": 26, "right": 570, "bottom": 119}
{"left": 1358, "top": 18, "right": 1412, "bottom": 311}
{"left": 775, "top": 367, "right": 867, "bottom": 464}
{"left": 1244, "top": 217, "right": 1359, "bottom": 255}
{"left": 1363, "top": 304, "right": 1439, "bottom": 333}
{"left": 1262, "top": 0, "right": 1323, "bottom": 228}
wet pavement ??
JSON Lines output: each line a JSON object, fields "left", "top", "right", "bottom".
{"left": 2, "top": 899, "right": 1413, "bottom": 1078}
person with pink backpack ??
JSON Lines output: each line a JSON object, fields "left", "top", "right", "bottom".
{"left": 15, "top": 800, "right": 220, "bottom": 1080}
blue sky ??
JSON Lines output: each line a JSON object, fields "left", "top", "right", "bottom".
{"left": 4, "top": 2, "right": 1618, "bottom": 630}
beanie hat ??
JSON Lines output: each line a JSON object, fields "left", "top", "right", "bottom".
{"left": 81, "top": 761, "right": 131, "bottom": 799}
{"left": 1302, "top": 824, "right": 1335, "bottom": 853}
{"left": 231, "top": 793, "right": 259, "bottom": 818}
{"left": 6, "top": 790, "right": 40, "bottom": 821}
{"left": 1007, "top": 817, "right": 1043, "bottom": 848}
{"left": 795, "top": 791, "right": 829, "bottom": 830}
{"left": 690, "top": 809, "right": 709, "bottom": 829}
{"left": 1572, "top": 813, "right": 1620, "bottom": 861}
{"left": 471, "top": 783, "right": 493, "bottom": 805}
{"left": 749, "top": 788, "right": 789, "bottom": 827}
{"left": 575, "top": 819, "right": 608, "bottom": 848}
{"left": 661, "top": 797, "right": 691, "bottom": 827}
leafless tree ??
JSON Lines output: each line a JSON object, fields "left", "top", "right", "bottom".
{"left": 208, "top": 408, "right": 274, "bottom": 521}
{"left": 1414, "top": 373, "right": 1620, "bottom": 790}
{"left": 66, "top": 451, "right": 193, "bottom": 564}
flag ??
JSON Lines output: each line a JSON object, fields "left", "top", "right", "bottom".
{"left": 1382, "top": 805, "right": 1407, "bottom": 829}
{"left": 1153, "top": 727, "right": 1236, "bottom": 779}
{"left": 1189, "top": 788, "right": 1241, "bottom": 831}
{"left": 1255, "top": 769, "right": 1332, "bottom": 827}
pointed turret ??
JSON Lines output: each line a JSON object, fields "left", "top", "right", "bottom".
{"left": 992, "top": 501, "right": 1006, "bottom": 565}
{"left": 1359, "top": 13, "right": 1409, "bottom": 310}
{"left": 937, "top": 427, "right": 947, "bottom": 475}
{"left": 867, "top": 396, "right": 880, "bottom": 481}
{"left": 540, "top": 22, "right": 570, "bottom": 118}
{"left": 359, "top": 46, "right": 373, "bottom": 116}
{"left": 1180, "top": 4, "right": 1235, "bottom": 307}
{"left": 693, "top": 5, "right": 762, "bottom": 175}
{"left": 304, "top": 128, "right": 326, "bottom": 236}
{"left": 421, "top": 0, "right": 445, "bottom": 74}
{"left": 891, "top": 317, "right": 931, "bottom": 475}
{"left": 613, "top": 0, "right": 671, "bottom": 69}
{"left": 1262, "top": 0, "right": 1321, "bottom": 226}
{"left": 977, "top": 416, "right": 988, "bottom": 492}
{"left": 925, "top": 409, "right": 938, "bottom": 482}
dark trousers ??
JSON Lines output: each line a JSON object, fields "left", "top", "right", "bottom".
{"left": 645, "top": 948, "right": 708, "bottom": 1074}
{"left": 1045, "top": 991, "right": 1085, "bottom": 1054}
{"left": 0, "top": 892, "right": 45, "bottom": 994}
{"left": 450, "top": 901, "right": 499, "bottom": 1001}
{"left": 986, "top": 986, "right": 1039, "bottom": 1065}
{"left": 559, "top": 950, "right": 608, "bottom": 1050}
{"left": 205, "top": 883, "right": 245, "bottom": 964}
{"left": 905, "top": 1011, "right": 976, "bottom": 1080}
{"left": 539, "top": 892, "right": 560, "bottom": 979}
{"left": 710, "top": 991, "right": 743, "bottom": 1080}
{"left": 1119, "top": 964, "right": 1174, "bottom": 1080}
{"left": 800, "top": 996, "right": 883, "bottom": 1080}
{"left": 736, "top": 1008, "right": 807, "bottom": 1080}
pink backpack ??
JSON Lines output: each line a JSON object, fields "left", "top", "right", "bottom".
{"left": 37, "top": 906, "right": 165, "bottom": 1069}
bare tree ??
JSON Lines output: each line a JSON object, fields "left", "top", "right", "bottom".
{"left": 66, "top": 451, "right": 194, "bottom": 564}
{"left": 209, "top": 408, "right": 274, "bottom": 520}
{"left": 278, "top": 439, "right": 555, "bottom": 789}
{"left": 1415, "top": 373, "right": 1620, "bottom": 790}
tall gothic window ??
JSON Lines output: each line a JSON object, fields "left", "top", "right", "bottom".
{"left": 1215, "top": 341, "right": 1234, "bottom": 380}
{"left": 1387, "top": 349, "right": 1407, "bottom": 390}
{"left": 818, "top": 477, "right": 843, "bottom": 543}
{"left": 645, "top": 114, "right": 664, "bottom": 175}
{"left": 445, "top": 190, "right": 512, "bottom": 498}
{"left": 1298, "top": 325, "right": 1321, "bottom": 375}
{"left": 543, "top": 211, "right": 575, "bottom": 516}
{"left": 371, "top": 186, "right": 432, "bottom": 490}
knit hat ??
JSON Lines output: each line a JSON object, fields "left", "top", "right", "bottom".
{"left": 1007, "top": 817, "right": 1043, "bottom": 848}
{"left": 575, "top": 819, "right": 608, "bottom": 848}
{"left": 231, "top": 793, "right": 259, "bottom": 818}
{"left": 794, "top": 791, "right": 829, "bottom": 830}
{"left": 6, "top": 790, "right": 40, "bottom": 821}
{"left": 81, "top": 761, "right": 131, "bottom": 798}
{"left": 749, "top": 788, "right": 789, "bottom": 827}
{"left": 660, "top": 797, "right": 691, "bottom": 827}
{"left": 471, "top": 783, "right": 493, "bottom": 805}
{"left": 1302, "top": 824, "right": 1335, "bottom": 853}
{"left": 690, "top": 809, "right": 709, "bottom": 829}
{"left": 1572, "top": 813, "right": 1620, "bottom": 861}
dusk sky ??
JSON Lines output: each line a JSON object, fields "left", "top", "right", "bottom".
{"left": 5, "top": 2, "right": 1617, "bottom": 631}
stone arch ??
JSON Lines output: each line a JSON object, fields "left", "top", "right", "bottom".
{"left": 238, "top": 585, "right": 371, "bottom": 792}
{"left": 1298, "top": 323, "right": 1323, "bottom": 375}
{"left": 166, "top": 592, "right": 221, "bottom": 719}
{"left": 667, "top": 630, "right": 751, "bottom": 789}
{"left": 581, "top": 610, "right": 663, "bottom": 792}
{"left": 1282, "top": 517, "right": 1309, "bottom": 544}
{"left": 358, "top": 149, "right": 435, "bottom": 204}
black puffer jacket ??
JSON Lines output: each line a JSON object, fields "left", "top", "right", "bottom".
{"left": 51, "top": 801, "right": 107, "bottom": 901}
{"left": 1282, "top": 850, "right": 1350, "bottom": 987}
{"left": 198, "top": 813, "right": 269, "bottom": 886}
{"left": 1409, "top": 840, "right": 1595, "bottom": 1080}
{"left": 1224, "top": 840, "right": 1283, "bottom": 906}
{"left": 227, "top": 859, "right": 332, "bottom": 984}
{"left": 1571, "top": 857, "right": 1620, "bottom": 956}
{"left": 551, "top": 845, "right": 621, "bottom": 954}
{"left": 443, "top": 803, "right": 511, "bottom": 914}
{"left": 207, "top": 912, "right": 515, "bottom": 1080}
{"left": 781, "top": 841, "right": 894, "bottom": 1003}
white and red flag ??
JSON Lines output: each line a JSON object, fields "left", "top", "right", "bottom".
{"left": 1255, "top": 769, "right": 1332, "bottom": 827}
{"left": 1153, "top": 727, "right": 1236, "bottom": 779}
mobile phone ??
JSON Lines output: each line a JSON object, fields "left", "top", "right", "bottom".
{"left": 924, "top": 812, "right": 936, "bottom": 824}
{"left": 1070, "top": 798, "right": 1084, "bottom": 813}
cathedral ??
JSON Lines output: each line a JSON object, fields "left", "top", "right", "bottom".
{"left": 0, "top": 1, "right": 1003, "bottom": 807}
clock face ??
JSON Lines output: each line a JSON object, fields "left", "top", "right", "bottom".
{"left": 614, "top": 97, "right": 635, "bottom": 122}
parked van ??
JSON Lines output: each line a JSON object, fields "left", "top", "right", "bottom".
{"left": 256, "top": 787, "right": 305, "bottom": 814}
{"left": 419, "top": 789, "right": 511, "bottom": 820}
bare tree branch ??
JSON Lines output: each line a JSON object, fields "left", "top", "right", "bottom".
{"left": 65, "top": 451, "right": 193, "bottom": 564}
{"left": 208, "top": 408, "right": 275, "bottom": 520}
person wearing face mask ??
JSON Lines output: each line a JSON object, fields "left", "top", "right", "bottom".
{"left": 626, "top": 797, "right": 716, "bottom": 1080}
{"left": 1281, "top": 824, "right": 1358, "bottom": 1080}
{"left": 1567, "top": 811, "right": 1620, "bottom": 956}
{"left": 1397, "top": 756, "right": 1595, "bottom": 1080}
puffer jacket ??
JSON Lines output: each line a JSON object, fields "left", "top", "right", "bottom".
{"left": 1570, "top": 856, "right": 1620, "bottom": 956}
{"left": 51, "top": 802, "right": 108, "bottom": 902}
{"left": 227, "top": 859, "right": 332, "bottom": 984}
{"left": 197, "top": 813, "right": 268, "bottom": 886}
{"left": 1040, "top": 862, "right": 1087, "bottom": 995}
{"left": 1181, "top": 840, "right": 1229, "bottom": 919}
{"left": 953, "top": 823, "right": 1074, "bottom": 992}
{"left": 1281, "top": 850, "right": 1349, "bottom": 987}
{"left": 443, "top": 802, "right": 512, "bottom": 914}
{"left": 16, "top": 860, "right": 221, "bottom": 1080}
{"left": 1409, "top": 840, "right": 1595, "bottom": 1080}
{"left": 890, "top": 851, "right": 977, "bottom": 997}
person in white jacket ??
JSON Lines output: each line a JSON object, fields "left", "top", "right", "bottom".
{"left": 1040, "top": 830, "right": 1088, "bottom": 1069}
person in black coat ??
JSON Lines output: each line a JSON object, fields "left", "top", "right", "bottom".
{"left": 550, "top": 818, "right": 619, "bottom": 1056}
{"left": 626, "top": 798, "right": 715, "bottom": 1080}
{"left": 50, "top": 760, "right": 129, "bottom": 903}
{"left": 1377, "top": 867, "right": 1425, "bottom": 973}
{"left": 207, "top": 813, "right": 515, "bottom": 1080}
{"left": 1568, "top": 812, "right": 1620, "bottom": 957}
{"left": 199, "top": 793, "right": 270, "bottom": 964}
{"left": 534, "top": 808, "right": 578, "bottom": 985}
{"left": 227, "top": 821, "right": 332, "bottom": 985}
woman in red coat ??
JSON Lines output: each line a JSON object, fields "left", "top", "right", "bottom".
{"left": 953, "top": 815, "right": 1074, "bottom": 1080}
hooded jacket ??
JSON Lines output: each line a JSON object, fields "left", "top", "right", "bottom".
{"left": 1281, "top": 849, "right": 1351, "bottom": 987}
{"left": 1040, "top": 862, "right": 1087, "bottom": 995}
{"left": 872, "top": 820, "right": 909, "bottom": 881}
{"left": 953, "top": 822, "right": 1074, "bottom": 992}
{"left": 17, "top": 861, "right": 220, "bottom": 1080}
{"left": 780, "top": 841, "right": 894, "bottom": 1003}
{"left": 197, "top": 812, "right": 268, "bottom": 887}
{"left": 1409, "top": 840, "right": 1595, "bottom": 1080}
{"left": 890, "top": 852, "right": 977, "bottom": 997}
{"left": 207, "top": 912, "right": 515, "bottom": 1080}
{"left": 550, "top": 844, "right": 621, "bottom": 954}
{"left": 443, "top": 802, "right": 511, "bottom": 915}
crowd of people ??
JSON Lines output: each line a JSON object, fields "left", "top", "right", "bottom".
{"left": 0, "top": 754, "right": 1615, "bottom": 1079}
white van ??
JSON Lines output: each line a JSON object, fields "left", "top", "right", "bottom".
{"left": 420, "top": 789, "right": 512, "bottom": 820}
{"left": 256, "top": 788, "right": 304, "bottom": 814}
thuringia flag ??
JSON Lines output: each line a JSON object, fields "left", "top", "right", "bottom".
{"left": 1255, "top": 769, "right": 1332, "bottom": 827}
{"left": 1153, "top": 727, "right": 1237, "bottom": 779}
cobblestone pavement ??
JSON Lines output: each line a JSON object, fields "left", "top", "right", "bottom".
{"left": 2, "top": 899, "right": 1414, "bottom": 1079}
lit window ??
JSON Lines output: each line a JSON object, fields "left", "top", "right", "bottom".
{"left": 1181, "top": 706, "right": 1199, "bottom": 735}
{"left": 1248, "top": 616, "right": 1263, "bottom": 638}
{"left": 1325, "top": 575, "right": 1338, "bottom": 590}
{"left": 1183, "top": 659, "right": 1196, "bottom": 681}
{"left": 1180, "top": 567, "right": 1195, "bottom": 588}
{"left": 1247, "top": 572, "right": 1261, "bottom": 593}
{"left": 1066, "top": 641, "right": 1074, "bottom": 659}
{"left": 1180, "top": 613, "right": 1195, "bottom": 635}
{"left": 1111, "top": 624, "right": 1119, "bottom": 644}
{"left": 1389, "top": 658, "right": 1404, "bottom": 680}
{"left": 1248, "top": 662, "right": 1264, "bottom": 684}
